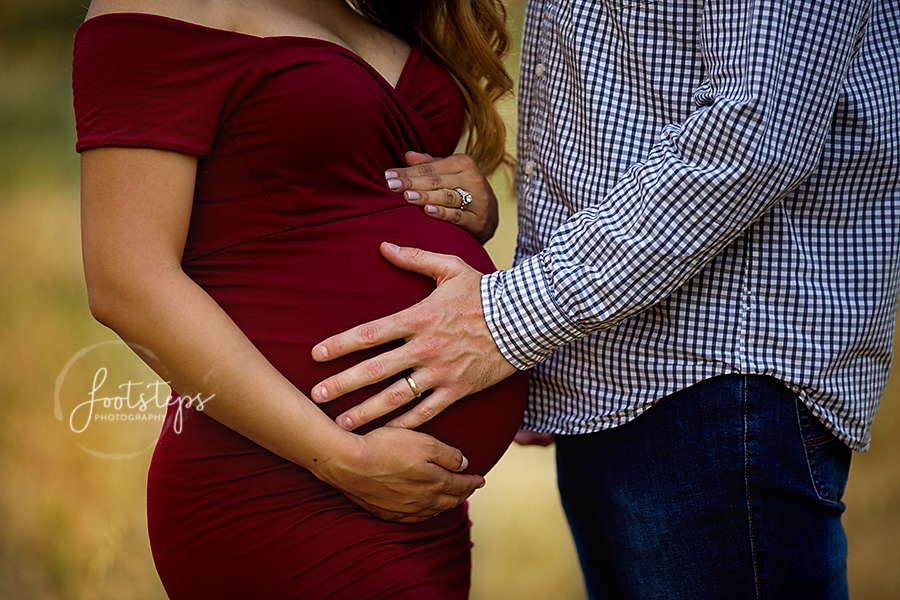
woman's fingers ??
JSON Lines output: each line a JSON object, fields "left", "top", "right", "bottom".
{"left": 402, "top": 150, "right": 436, "bottom": 167}
{"left": 403, "top": 187, "right": 469, "bottom": 209}
{"left": 385, "top": 153, "right": 482, "bottom": 194}
{"left": 321, "top": 427, "right": 485, "bottom": 522}
{"left": 423, "top": 204, "right": 495, "bottom": 245}
{"left": 384, "top": 153, "right": 498, "bottom": 242}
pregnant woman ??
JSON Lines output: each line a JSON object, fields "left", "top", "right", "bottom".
{"left": 73, "top": 0, "right": 527, "bottom": 598}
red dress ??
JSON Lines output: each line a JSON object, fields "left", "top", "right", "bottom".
{"left": 73, "top": 13, "right": 527, "bottom": 600}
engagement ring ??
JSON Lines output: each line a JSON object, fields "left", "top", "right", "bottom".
{"left": 454, "top": 188, "right": 473, "bottom": 210}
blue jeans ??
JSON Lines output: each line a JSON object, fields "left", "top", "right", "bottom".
{"left": 555, "top": 375, "right": 851, "bottom": 600}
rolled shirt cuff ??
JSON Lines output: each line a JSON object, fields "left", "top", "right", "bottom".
{"left": 480, "top": 252, "right": 587, "bottom": 370}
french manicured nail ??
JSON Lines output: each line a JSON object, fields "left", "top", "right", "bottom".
{"left": 387, "top": 179, "right": 402, "bottom": 190}
{"left": 338, "top": 415, "right": 353, "bottom": 430}
{"left": 384, "top": 170, "right": 398, "bottom": 179}
{"left": 405, "top": 191, "right": 420, "bottom": 201}
{"left": 460, "top": 455, "right": 469, "bottom": 471}
{"left": 425, "top": 205, "right": 438, "bottom": 215}
{"left": 313, "top": 345, "right": 328, "bottom": 360}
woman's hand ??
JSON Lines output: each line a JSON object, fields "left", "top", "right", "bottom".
{"left": 386, "top": 151, "right": 499, "bottom": 244}
{"left": 314, "top": 426, "right": 484, "bottom": 523}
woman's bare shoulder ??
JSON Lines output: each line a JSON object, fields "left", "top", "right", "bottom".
{"left": 83, "top": 0, "right": 218, "bottom": 25}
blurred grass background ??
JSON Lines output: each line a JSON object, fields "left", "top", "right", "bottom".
{"left": 1, "top": 1, "right": 897, "bottom": 598}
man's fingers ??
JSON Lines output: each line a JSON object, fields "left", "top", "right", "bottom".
{"left": 332, "top": 374, "right": 423, "bottom": 430}
{"left": 333, "top": 373, "right": 467, "bottom": 432}
{"left": 312, "top": 249, "right": 487, "bottom": 428}
{"left": 384, "top": 387, "right": 463, "bottom": 430}
{"left": 310, "top": 246, "right": 468, "bottom": 406}
{"left": 514, "top": 428, "right": 556, "bottom": 447}
{"left": 311, "top": 307, "right": 413, "bottom": 363}
{"left": 311, "top": 346, "right": 412, "bottom": 405}
{"left": 378, "top": 243, "right": 466, "bottom": 283}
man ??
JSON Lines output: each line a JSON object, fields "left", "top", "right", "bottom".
{"left": 310, "top": 0, "right": 900, "bottom": 597}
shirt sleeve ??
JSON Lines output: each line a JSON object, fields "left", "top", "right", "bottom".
{"left": 73, "top": 13, "right": 264, "bottom": 155}
{"left": 483, "top": 0, "right": 873, "bottom": 370}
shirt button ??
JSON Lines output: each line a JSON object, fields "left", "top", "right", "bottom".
{"left": 535, "top": 63, "right": 545, "bottom": 78}
{"left": 524, "top": 161, "right": 534, "bottom": 176}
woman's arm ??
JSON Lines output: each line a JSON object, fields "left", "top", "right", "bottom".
{"left": 81, "top": 146, "right": 483, "bottom": 521}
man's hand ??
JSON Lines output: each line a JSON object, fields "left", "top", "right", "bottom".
{"left": 315, "top": 426, "right": 484, "bottom": 523}
{"left": 514, "top": 428, "right": 555, "bottom": 447}
{"left": 310, "top": 242, "right": 518, "bottom": 430}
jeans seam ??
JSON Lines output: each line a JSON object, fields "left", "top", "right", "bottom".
{"left": 805, "top": 437, "right": 836, "bottom": 449}
{"left": 742, "top": 377, "right": 762, "bottom": 599}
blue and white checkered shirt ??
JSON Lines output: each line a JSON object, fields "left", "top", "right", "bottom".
{"left": 481, "top": 0, "right": 900, "bottom": 450}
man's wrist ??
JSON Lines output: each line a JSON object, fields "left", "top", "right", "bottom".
{"left": 480, "top": 253, "right": 586, "bottom": 370}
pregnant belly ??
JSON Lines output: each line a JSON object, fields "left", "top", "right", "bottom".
{"left": 183, "top": 207, "right": 527, "bottom": 475}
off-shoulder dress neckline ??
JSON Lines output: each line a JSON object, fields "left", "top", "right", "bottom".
{"left": 78, "top": 11, "right": 416, "bottom": 90}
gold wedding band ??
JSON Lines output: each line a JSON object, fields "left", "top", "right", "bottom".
{"left": 405, "top": 375, "right": 422, "bottom": 398}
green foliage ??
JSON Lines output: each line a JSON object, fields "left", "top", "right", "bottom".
{"left": 0, "top": 0, "right": 87, "bottom": 37}
{"left": 0, "top": 4, "right": 83, "bottom": 196}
